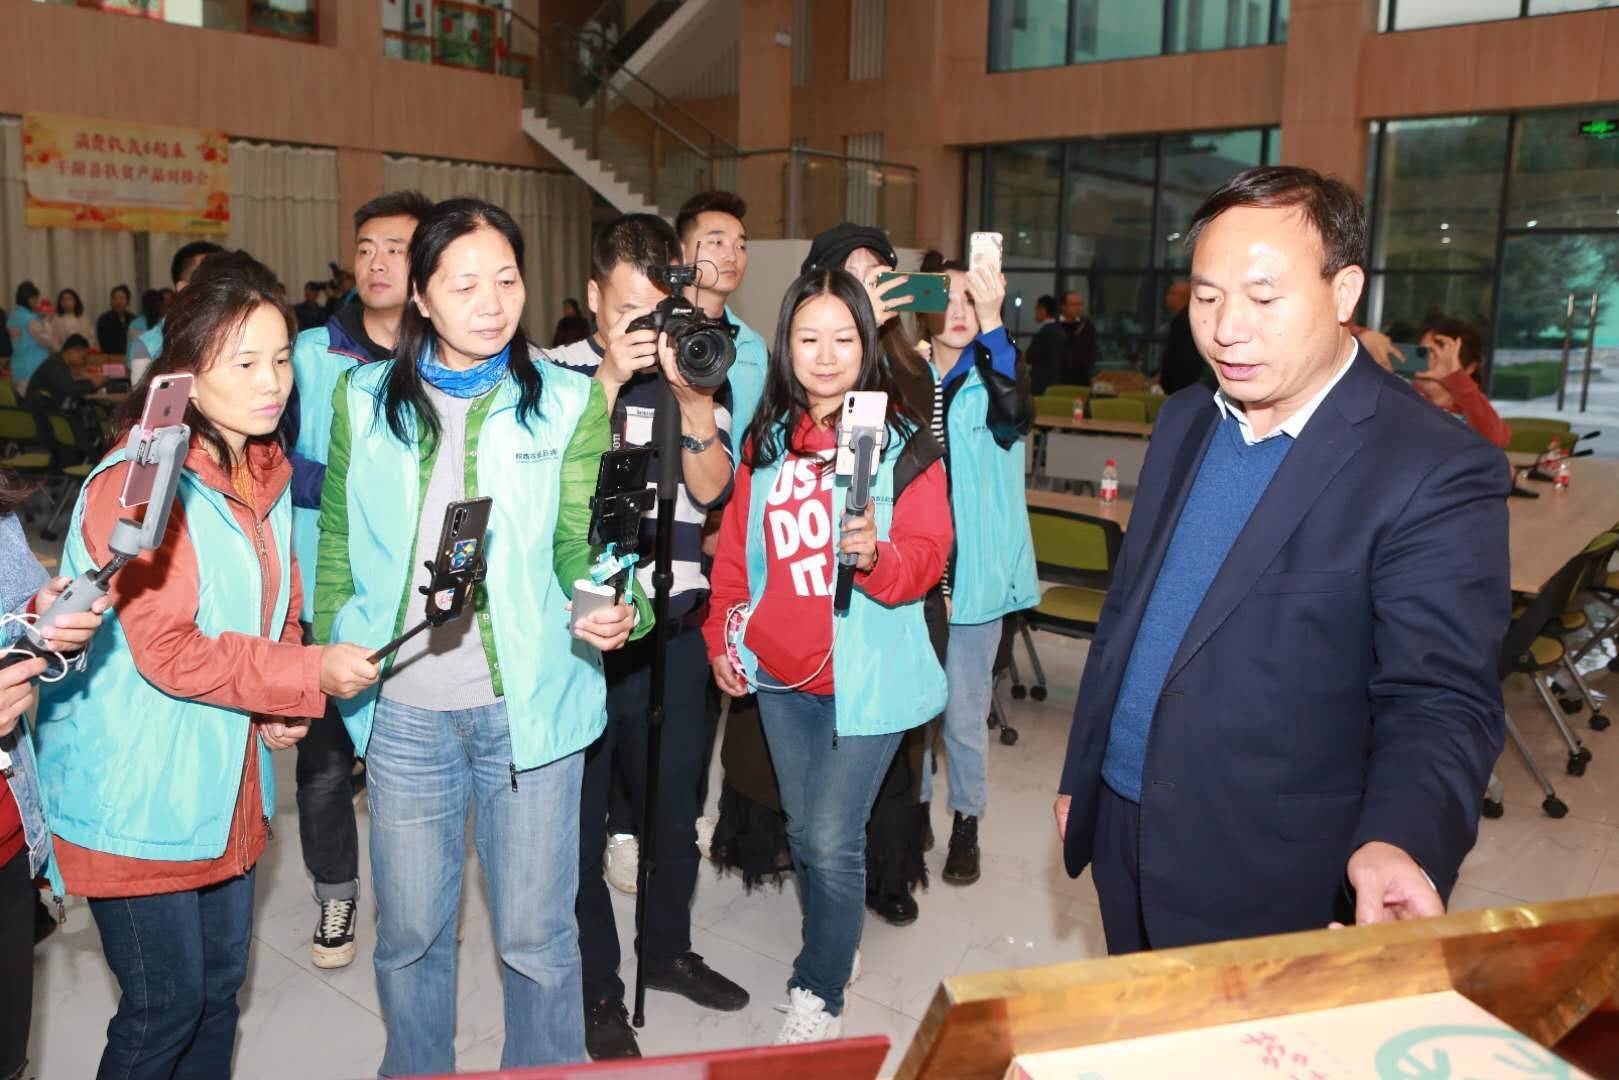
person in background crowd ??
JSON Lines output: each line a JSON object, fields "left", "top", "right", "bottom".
{"left": 0, "top": 303, "right": 11, "bottom": 364}
{"left": 704, "top": 268, "right": 950, "bottom": 1044}
{"left": 294, "top": 281, "right": 328, "bottom": 331}
{"left": 552, "top": 297, "right": 591, "bottom": 348}
{"left": 1025, "top": 294, "right": 1067, "bottom": 395}
{"left": 96, "top": 285, "right": 136, "bottom": 356}
{"left": 1060, "top": 289, "right": 1099, "bottom": 387}
{"left": 160, "top": 287, "right": 176, "bottom": 316}
{"left": 48, "top": 289, "right": 94, "bottom": 352}
{"left": 7, "top": 282, "right": 52, "bottom": 396}
{"left": 1157, "top": 279, "right": 1209, "bottom": 395}
{"left": 288, "top": 188, "right": 435, "bottom": 973}
{"left": 315, "top": 198, "right": 644, "bottom": 1075}
{"left": 916, "top": 251, "right": 1038, "bottom": 889}
{"left": 1410, "top": 318, "right": 1510, "bottom": 448}
{"left": 1054, "top": 166, "right": 1509, "bottom": 954}
{"left": 23, "top": 334, "right": 95, "bottom": 446}
{"left": 324, "top": 269, "right": 356, "bottom": 318}
{"left": 128, "top": 241, "right": 226, "bottom": 383}
{"left": 0, "top": 471, "right": 110, "bottom": 1080}
{"left": 33, "top": 251, "right": 381, "bottom": 1079}
{"left": 128, "top": 288, "right": 164, "bottom": 347}
{"left": 675, "top": 191, "right": 768, "bottom": 440}
{"left": 546, "top": 213, "right": 747, "bottom": 1060}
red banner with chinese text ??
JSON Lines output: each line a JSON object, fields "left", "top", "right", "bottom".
{"left": 22, "top": 113, "right": 229, "bottom": 234}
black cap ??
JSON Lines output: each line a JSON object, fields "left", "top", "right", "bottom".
{"left": 801, "top": 223, "right": 897, "bottom": 275}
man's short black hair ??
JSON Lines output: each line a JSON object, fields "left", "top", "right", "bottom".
{"left": 171, "top": 241, "right": 225, "bottom": 286}
{"left": 60, "top": 334, "right": 90, "bottom": 352}
{"left": 111, "top": 284, "right": 131, "bottom": 301}
{"left": 1186, "top": 165, "right": 1366, "bottom": 278}
{"left": 675, "top": 190, "right": 746, "bottom": 244}
{"left": 592, "top": 213, "right": 679, "bottom": 285}
{"left": 1036, "top": 294, "right": 1057, "bottom": 317}
{"left": 305, "top": 280, "right": 324, "bottom": 294}
{"left": 354, "top": 189, "right": 435, "bottom": 234}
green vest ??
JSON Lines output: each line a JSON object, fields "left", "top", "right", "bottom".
{"left": 738, "top": 427, "right": 946, "bottom": 736}
{"left": 325, "top": 361, "right": 608, "bottom": 771}
{"left": 34, "top": 449, "right": 291, "bottom": 875}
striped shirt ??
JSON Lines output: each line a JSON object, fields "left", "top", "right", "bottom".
{"left": 543, "top": 338, "right": 735, "bottom": 613}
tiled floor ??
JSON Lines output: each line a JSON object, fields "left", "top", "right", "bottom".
{"left": 21, "top": 621, "right": 1619, "bottom": 1079}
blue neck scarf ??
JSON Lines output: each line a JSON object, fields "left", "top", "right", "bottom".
{"left": 419, "top": 342, "right": 511, "bottom": 399}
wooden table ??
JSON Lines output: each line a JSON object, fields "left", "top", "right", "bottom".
{"left": 85, "top": 390, "right": 129, "bottom": 407}
{"left": 1026, "top": 488, "right": 1133, "bottom": 530}
{"left": 1033, "top": 415, "right": 1154, "bottom": 438}
{"left": 1507, "top": 456, "right": 1619, "bottom": 593}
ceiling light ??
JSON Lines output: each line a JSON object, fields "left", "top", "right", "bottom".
{"left": 1441, "top": 237, "right": 1452, "bottom": 244}
{"left": 1527, "top": 220, "right": 1539, "bottom": 228}
{"left": 1440, "top": 223, "right": 1450, "bottom": 230}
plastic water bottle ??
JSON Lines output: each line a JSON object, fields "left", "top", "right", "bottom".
{"left": 1072, "top": 397, "right": 1085, "bottom": 420}
{"left": 1100, "top": 459, "right": 1119, "bottom": 503}
{"left": 1541, "top": 436, "right": 1563, "bottom": 471}
{"left": 1555, "top": 458, "right": 1572, "bottom": 491}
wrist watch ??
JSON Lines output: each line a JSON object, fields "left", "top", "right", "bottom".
{"left": 681, "top": 431, "right": 718, "bottom": 454}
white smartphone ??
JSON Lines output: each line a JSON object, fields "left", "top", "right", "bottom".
{"left": 969, "top": 231, "right": 1004, "bottom": 276}
{"left": 569, "top": 580, "right": 618, "bottom": 633}
{"left": 836, "top": 390, "right": 887, "bottom": 477}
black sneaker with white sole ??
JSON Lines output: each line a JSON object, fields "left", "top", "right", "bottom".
{"left": 311, "top": 897, "right": 357, "bottom": 970}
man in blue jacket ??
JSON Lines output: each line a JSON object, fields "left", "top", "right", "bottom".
{"left": 288, "top": 188, "right": 434, "bottom": 971}
{"left": 1055, "top": 166, "right": 1509, "bottom": 953}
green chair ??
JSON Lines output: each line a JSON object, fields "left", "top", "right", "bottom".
{"left": 1045, "top": 384, "right": 1088, "bottom": 398}
{"left": 1089, "top": 397, "right": 1149, "bottom": 424}
{"left": 1035, "top": 393, "right": 1081, "bottom": 419}
{"left": 0, "top": 383, "right": 16, "bottom": 409}
{"left": 1506, "top": 418, "right": 1575, "bottom": 455}
{"left": 36, "top": 409, "right": 94, "bottom": 542}
{"left": 1009, "top": 507, "right": 1123, "bottom": 703}
{"left": 0, "top": 407, "right": 54, "bottom": 476}
{"left": 1120, "top": 390, "right": 1166, "bottom": 423}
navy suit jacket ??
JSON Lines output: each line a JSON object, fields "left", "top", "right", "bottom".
{"left": 1059, "top": 346, "right": 1511, "bottom": 948}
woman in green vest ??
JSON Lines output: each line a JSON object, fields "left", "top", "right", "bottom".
{"left": 33, "top": 251, "right": 380, "bottom": 1079}
{"left": 703, "top": 269, "right": 952, "bottom": 1044}
{"left": 314, "top": 198, "right": 646, "bottom": 1075}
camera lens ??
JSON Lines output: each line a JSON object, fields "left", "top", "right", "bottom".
{"left": 675, "top": 326, "right": 735, "bottom": 389}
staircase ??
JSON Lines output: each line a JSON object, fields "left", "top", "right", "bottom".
{"left": 509, "top": 8, "right": 735, "bottom": 219}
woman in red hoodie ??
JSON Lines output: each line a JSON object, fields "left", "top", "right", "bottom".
{"left": 33, "top": 251, "right": 380, "bottom": 1079}
{"left": 703, "top": 269, "right": 952, "bottom": 1044}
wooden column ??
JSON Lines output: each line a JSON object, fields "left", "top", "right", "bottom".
{"left": 1280, "top": 0, "right": 1380, "bottom": 191}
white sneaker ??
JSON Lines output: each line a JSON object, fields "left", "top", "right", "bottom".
{"left": 773, "top": 987, "right": 843, "bottom": 1045}
{"left": 695, "top": 816, "right": 717, "bottom": 860}
{"left": 605, "top": 833, "right": 639, "bottom": 894}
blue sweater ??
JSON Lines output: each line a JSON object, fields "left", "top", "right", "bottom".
{"left": 1102, "top": 413, "right": 1292, "bottom": 801}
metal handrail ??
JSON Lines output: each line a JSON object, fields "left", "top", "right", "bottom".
{"left": 500, "top": 6, "right": 737, "bottom": 158}
{"left": 724, "top": 146, "right": 922, "bottom": 173}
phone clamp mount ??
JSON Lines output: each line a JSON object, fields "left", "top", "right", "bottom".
{"left": 588, "top": 542, "right": 640, "bottom": 597}
{"left": 367, "top": 552, "right": 488, "bottom": 666}
{"left": 833, "top": 424, "right": 887, "bottom": 617}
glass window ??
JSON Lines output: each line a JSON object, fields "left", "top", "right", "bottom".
{"left": 1507, "top": 107, "right": 1619, "bottom": 230}
{"left": 989, "top": 0, "right": 1070, "bottom": 72}
{"left": 1372, "top": 117, "right": 1508, "bottom": 272}
{"left": 1387, "top": 0, "right": 1521, "bottom": 30}
{"left": 1072, "top": 0, "right": 1163, "bottom": 64}
{"left": 1273, "top": 0, "right": 1289, "bottom": 41}
{"left": 988, "top": 144, "right": 1063, "bottom": 266}
{"left": 1003, "top": 271, "right": 1060, "bottom": 346}
{"left": 1495, "top": 233, "right": 1619, "bottom": 354}
{"left": 1064, "top": 139, "right": 1157, "bottom": 268}
{"left": 1088, "top": 273, "right": 1160, "bottom": 366}
{"left": 1167, "top": 0, "right": 1273, "bottom": 54}
{"left": 1156, "top": 130, "right": 1266, "bottom": 265}
{"left": 1363, "top": 272, "right": 1495, "bottom": 341}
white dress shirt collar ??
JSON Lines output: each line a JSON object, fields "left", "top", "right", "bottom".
{"left": 1213, "top": 337, "right": 1359, "bottom": 445}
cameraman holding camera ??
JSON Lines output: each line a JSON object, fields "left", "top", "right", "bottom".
{"left": 544, "top": 213, "right": 748, "bottom": 1060}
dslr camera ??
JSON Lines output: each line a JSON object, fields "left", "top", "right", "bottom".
{"left": 627, "top": 264, "right": 738, "bottom": 389}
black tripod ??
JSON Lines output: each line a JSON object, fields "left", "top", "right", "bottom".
{"left": 631, "top": 378, "right": 681, "bottom": 1029}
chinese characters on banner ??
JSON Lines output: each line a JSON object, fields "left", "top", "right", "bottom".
{"left": 22, "top": 113, "right": 229, "bottom": 234}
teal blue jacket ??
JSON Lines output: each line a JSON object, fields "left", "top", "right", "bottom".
{"left": 724, "top": 306, "right": 769, "bottom": 449}
{"left": 33, "top": 447, "right": 294, "bottom": 887}
{"left": 940, "top": 333, "right": 1039, "bottom": 626}
{"left": 313, "top": 360, "right": 650, "bottom": 771}
{"left": 736, "top": 425, "right": 947, "bottom": 736}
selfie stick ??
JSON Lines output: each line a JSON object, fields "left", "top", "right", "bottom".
{"left": 0, "top": 420, "right": 189, "bottom": 773}
{"left": 834, "top": 428, "right": 882, "bottom": 617}
{"left": 366, "top": 554, "right": 488, "bottom": 665}
{"left": 632, "top": 377, "right": 681, "bottom": 1030}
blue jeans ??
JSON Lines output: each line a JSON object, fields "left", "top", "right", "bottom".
{"left": 367, "top": 697, "right": 586, "bottom": 1077}
{"left": 921, "top": 617, "right": 1000, "bottom": 817}
{"left": 757, "top": 690, "right": 901, "bottom": 1015}
{"left": 89, "top": 869, "right": 255, "bottom": 1080}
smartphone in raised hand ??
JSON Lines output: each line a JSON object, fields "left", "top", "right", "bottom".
{"left": 120, "top": 373, "right": 193, "bottom": 509}
{"left": 969, "top": 231, "right": 1004, "bottom": 277}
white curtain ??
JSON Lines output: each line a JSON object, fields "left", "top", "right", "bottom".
{"left": 147, "top": 140, "right": 340, "bottom": 298}
{"left": 384, "top": 155, "right": 594, "bottom": 341}
{"left": 0, "top": 117, "right": 139, "bottom": 325}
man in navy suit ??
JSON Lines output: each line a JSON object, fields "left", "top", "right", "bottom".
{"left": 1054, "top": 167, "right": 1509, "bottom": 954}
